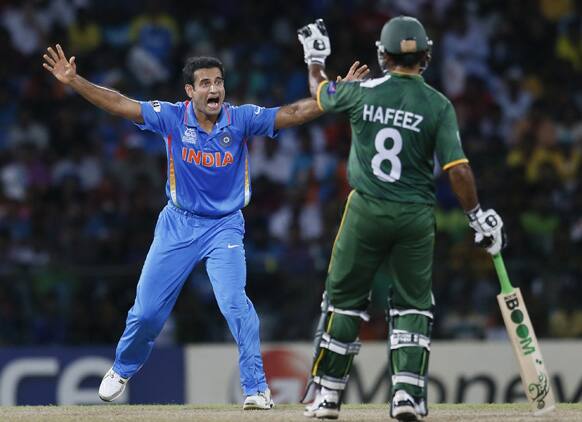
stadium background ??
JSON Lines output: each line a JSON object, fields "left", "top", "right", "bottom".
{"left": 0, "top": 0, "right": 581, "bottom": 386}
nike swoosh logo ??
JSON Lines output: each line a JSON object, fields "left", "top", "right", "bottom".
{"left": 227, "top": 244, "right": 241, "bottom": 249}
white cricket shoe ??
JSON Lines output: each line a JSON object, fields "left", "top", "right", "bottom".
{"left": 243, "top": 388, "right": 274, "bottom": 410}
{"left": 390, "top": 390, "right": 419, "bottom": 421}
{"left": 303, "top": 387, "right": 340, "bottom": 419}
{"left": 98, "top": 367, "right": 128, "bottom": 402}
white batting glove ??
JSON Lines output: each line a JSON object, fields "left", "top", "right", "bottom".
{"left": 467, "top": 207, "right": 507, "bottom": 255}
{"left": 297, "top": 19, "right": 331, "bottom": 65}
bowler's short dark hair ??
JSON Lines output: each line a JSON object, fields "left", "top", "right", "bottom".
{"left": 182, "top": 57, "right": 225, "bottom": 85}
{"left": 387, "top": 52, "right": 427, "bottom": 68}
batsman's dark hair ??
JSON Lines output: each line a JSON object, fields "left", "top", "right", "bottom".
{"left": 182, "top": 56, "right": 225, "bottom": 85}
{"left": 387, "top": 51, "right": 428, "bottom": 68}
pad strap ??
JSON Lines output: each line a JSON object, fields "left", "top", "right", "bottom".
{"left": 390, "top": 330, "right": 431, "bottom": 351}
{"left": 389, "top": 308, "right": 433, "bottom": 320}
{"left": 392, "top": 372, "right": 426, "bottom": 388}
{"left": 328, "top": 305, "right": 370, "bottom": 321}
{"left": 314, "top": 374, "right": 349, "bottom": 390}
{"left": 320, "top": 332, "right": 362, "bottom": 355}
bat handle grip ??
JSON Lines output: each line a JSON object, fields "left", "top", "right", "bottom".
{"left": 492, "top": 253, "right": 514, "bottom": 294}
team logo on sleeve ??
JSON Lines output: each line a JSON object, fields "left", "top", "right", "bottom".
{"left": 183, "top": 127, "right": 198, "bottom": 145}
{"left": 254, "top": 106, "right": 264, "bottom": 115}
{"left": 327, "top": 81, "right": 337, "bottom": 95}
{"left": 150, "top": 101, "right": 161, "bottom": 112}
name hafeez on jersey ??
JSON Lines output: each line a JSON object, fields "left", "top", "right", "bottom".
{"left": 362, "top": 104, "right": 423, "bottom": 133}
{"left": 318, "top": 73, "right": 467, "bottom": 205}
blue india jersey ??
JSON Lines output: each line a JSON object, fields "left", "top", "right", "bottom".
{"left": 135, "top": 100, "right": 279, "bottom": 216}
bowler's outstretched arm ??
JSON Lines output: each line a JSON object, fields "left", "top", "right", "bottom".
{"left": 275, "top": 61, "right": 369, "bottom": 129}
{"left": 43, "top": 44, "right": 143, "bottom": 123}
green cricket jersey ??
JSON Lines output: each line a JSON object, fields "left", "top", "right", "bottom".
{"left": 317, "top": 72, "right": 468, "bottom": 204}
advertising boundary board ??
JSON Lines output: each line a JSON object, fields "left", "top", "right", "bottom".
{"left": 0, "top": 347, "right": 184, "bottom": 405}
{"left": 1, "top": 341, "right": 579, "bottom": 405}
{"left": 184, "top": 341, "right": 582, "bottom": 405}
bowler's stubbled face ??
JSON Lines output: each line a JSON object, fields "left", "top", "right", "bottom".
{"left": 190, "top": 67, "right": 225, "bottom": 117}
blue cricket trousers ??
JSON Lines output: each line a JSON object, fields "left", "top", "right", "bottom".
{"left": 112, "top": 204, "right": 267, "bottom": 396}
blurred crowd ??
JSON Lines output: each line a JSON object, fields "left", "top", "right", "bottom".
{"left": 0, "top": 0, "right": 581, "bottom": 346}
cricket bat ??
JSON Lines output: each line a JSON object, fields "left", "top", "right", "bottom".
{"left": 493, "top": 253, "right": 555, "bottom": 415}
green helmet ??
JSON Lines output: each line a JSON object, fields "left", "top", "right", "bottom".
{"left": 375, "top": 16, "right": 433, "bottom": 74}
{"left": 379, "top": 16, "right": 431, "bottom": 53}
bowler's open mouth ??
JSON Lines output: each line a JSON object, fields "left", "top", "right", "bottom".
{"left": 207, "top": 97, "right": 220, "bottom": 110}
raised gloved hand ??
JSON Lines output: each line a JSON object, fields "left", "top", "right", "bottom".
{"left": 467, "top": 207, "right": 507, "bottom": 255}
{"left": 297, "top": 19, "right": 331, "bottom": 65}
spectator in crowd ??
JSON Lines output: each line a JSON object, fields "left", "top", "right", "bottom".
{"left": 127, "top": 0, "right": 180, "bottom": 86}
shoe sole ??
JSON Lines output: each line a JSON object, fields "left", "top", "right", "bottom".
{"left": 243, "top": 402, "right": 274, "bottom": 410}
{"left": 392, "top": 405, "right": 419, "bottom": 421}
{"left": 98, "top": 384, "right": 125, "bottom": 402}
{"left": 313, "top": 409, "right": 339, "bottom": 419}
{"left": 393, "top": 411, "right": 418, "bottom": 421}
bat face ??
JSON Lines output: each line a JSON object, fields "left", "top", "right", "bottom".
{"left": 498, "top": 288, "right": 555, "bottom": 415}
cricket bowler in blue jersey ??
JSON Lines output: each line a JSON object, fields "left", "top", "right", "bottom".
{"left": 42, "top": 43, "right": 369, "bottom": 408}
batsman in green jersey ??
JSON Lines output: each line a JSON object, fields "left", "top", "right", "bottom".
{"left": 298, "top": 17, "right": 507, "bottom": 421}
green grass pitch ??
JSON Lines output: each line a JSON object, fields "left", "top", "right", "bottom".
{"left": 2, "top": 403, "right": 582, "bottom": 421}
